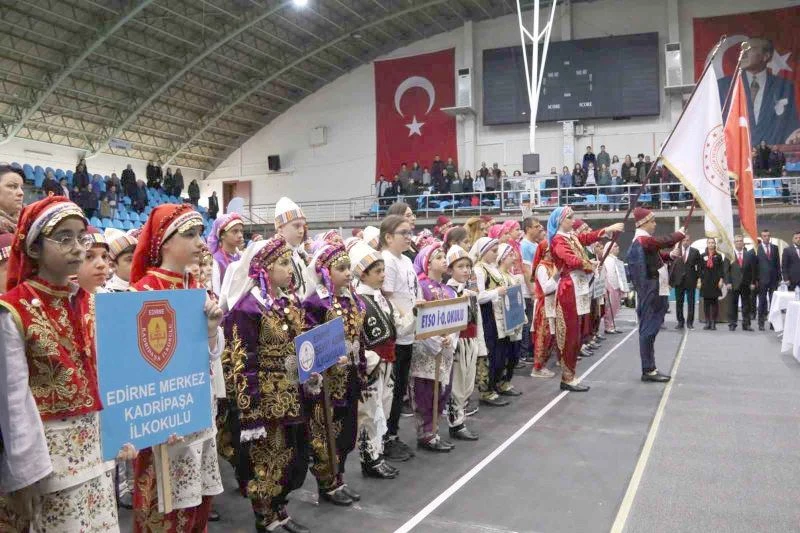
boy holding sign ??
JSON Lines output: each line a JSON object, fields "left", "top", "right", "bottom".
{"left": 0, "top": 197, "right": 134, "bottom": 531}
{"left": 412, "top": 244, "right": 459, "bottom": 453}
{"left": 128, "top": 204, "right": 225, "bottom": 532}
{"left": 219, "top": 235, "right": 312, "bottom": 533}
{"left": 303, "top": 244, "right": 366, "bottom": 507}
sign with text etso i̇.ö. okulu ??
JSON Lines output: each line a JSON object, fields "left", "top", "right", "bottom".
{"left": 502, "top": 285, "right": 526, "bottom": 333}
{"left": 414, "top": 296, "right": 470, "bottom": 340}
{"left": 294, "top": 317, "right": 347, "bottom": 384}
{"left": 95, "top": 290, "right": 212, "bottom": 461}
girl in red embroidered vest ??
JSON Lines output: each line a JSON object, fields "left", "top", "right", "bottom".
{"left": 0, "top": 196, "right": 135, "bottom": 532}
{"left": 530, "top": 240, "right": 559, "bottom": 378}
{"left": 547, "top": 207, "right": 622, "bottom": 392}
{"left": 129, "top": 204, "right": 225, "bottom": 533}
{"left": 302, "top": 244, "right": 366, "bottom": 507}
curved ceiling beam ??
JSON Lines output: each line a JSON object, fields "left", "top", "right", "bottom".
{"left": 88, "top": 0, "right": 294, "bottom": 159}
{"left": 0, "top": 0, "right": 155, "bottom": 145}
{"left": 164, "top": 0, "right": 449, "bottom": 167}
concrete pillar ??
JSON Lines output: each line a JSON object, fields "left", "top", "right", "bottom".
{"left": 666, "top": 0, "right": 683, "bottom": 127}
{"left": 462, "top": 21, "right": 476, "bottom": 174}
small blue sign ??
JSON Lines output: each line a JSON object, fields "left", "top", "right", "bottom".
{"left": 95, "top": 290, "right": 212, "bottom": 461}
{"left": 294, "top": 317, "right": 347, "bottom": 384}
{"left": 503, "top": 284, "right": 526, "bottom": 331}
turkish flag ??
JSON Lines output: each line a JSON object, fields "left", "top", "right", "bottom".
{"left": 374, "top": 49, "right": 457, "bottom": 181}
{"left": 724, "top": 71, "right": 758, "bottom": 241}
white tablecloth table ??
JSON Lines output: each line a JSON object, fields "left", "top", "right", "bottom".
{"left": 780, "top": 301, "right": 800, "bottom": 363}
{"left": 769, "top": 290, "right": 796, "bottom": 333}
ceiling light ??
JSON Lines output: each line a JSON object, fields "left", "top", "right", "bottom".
{"left": 293, "top": 0, "right": 308, "bottom": 6}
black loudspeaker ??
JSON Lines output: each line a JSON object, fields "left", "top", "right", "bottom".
{"left": 268, "top": 155, "right": 281, "bottom": 172}
{"left": 522, "top": 153, "right": 540, "bottom": 174}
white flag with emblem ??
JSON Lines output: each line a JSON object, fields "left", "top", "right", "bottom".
{"left": 661, "top": 64, "right": 734, "bottom": 254}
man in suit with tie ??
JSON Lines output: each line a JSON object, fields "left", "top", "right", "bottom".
{"left": 669, "top": 233, "right": 701, "bottom": 330}
{"left": 781, "top": 231, "right": 800, "bottom": 290}
{"left": 756, "top": 229, "right": 781, "bottom": 330}
{"left": 725, "top": 234, "right": 757, "bottom": 331}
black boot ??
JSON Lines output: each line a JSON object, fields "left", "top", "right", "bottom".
{"left": 361, "top": 460, "right": 397, "bottom": 479}
{"left": 318, "top": 487, "right": 353, "bottom": 506}
{"left": 449, "top": 425, "right": 479, "bottom": 441}
{"left": 710, "top": 321, "right": 716, "bottom": 330}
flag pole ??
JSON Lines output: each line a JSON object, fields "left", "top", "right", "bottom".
{"left": 592, "top": 35, "right": 728, "bottom": 272}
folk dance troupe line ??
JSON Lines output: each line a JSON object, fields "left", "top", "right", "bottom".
{"left": 0, "top": 192, "right": 685, "bottom": 532}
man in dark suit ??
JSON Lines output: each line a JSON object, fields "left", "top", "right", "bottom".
{"left": 725, "top": 234, "right": 757, "bottom": 331}
{"left": 669, "top": 233, "right": 701, "bottom": 329}
{"left": 781, "top": 231, "right": 800, "bottom": 290}
{"left": 208, "top": 191, "right": 219, "bottom": 220}
{"left": 756, "top": 229, "right": 781, "bottom": 330}
{"left": 718, "top": 38, "right": 800, "bottom": 146}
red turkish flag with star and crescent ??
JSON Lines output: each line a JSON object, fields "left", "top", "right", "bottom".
{"left": 724, "top": 71, "right": 758, "bottom": 241}
{"left": 374, "top": 48, "right": 457, "bottom": 181}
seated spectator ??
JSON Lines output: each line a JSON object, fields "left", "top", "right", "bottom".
{"left": 59, "top": 178, "right": 71, "bottom": 198}
{"left": 99, "top": 195, "right": 113, "bottom": 219}
{"left": 627, "top": 165, "right": 639, "bottom": 185}
{"left": 188, "top": 179, "right": 200, "bottom": 206}
{"left": 106, "top": 185, "right": 120, "bottom": 211}
{"left": 42, "top": 170, "right": 60, "bottom": 196}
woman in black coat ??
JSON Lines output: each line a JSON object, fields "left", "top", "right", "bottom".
{"left": 699, "top": 237, "right": 725, "bottom": 330}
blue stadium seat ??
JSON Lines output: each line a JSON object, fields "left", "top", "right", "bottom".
{"left": 122, "top": 220, "right": 133, "bottom": 230}
{"left": 122, "top": 196, "right": 132, "bottom": 206}
{"left": 45, "top": 167, "right": 54, "bottom": 176}
{"left": 598, "top": 194, "right": 610, "bottom": 205}
{"left": 22, "top": 166, "right": 35, "bottom": 183}
{"left": 33, "top": 170, "right": 45, "bottom": 188}
{"left": 11, "top": 162, "right": 20, "bottom": 169}
{"left": 584, "top": 194, "right": 597, "bottom": 205}
{"left": 754, "top": 188, "right": 764, "bottom": 198}
{"left": 55, "top": 168, "right": 65, "bottom": 179}
{"left": 89, "top": 216, "right": 102, "bottom": 228}
{"left": 764, "top": 188, "right": 778, "bottom": 197}
{"left": 133, "top": 220, "right": 142, "bottom": 229}
{"left": 101, "top": 218, "right": 113, "bottom": 228}
{"left": 34, "top": 165, "right": 43, "bottom": 175}
{"left": 639, "top": 193, "right": 653, "bottom": 203}
{"left": 144, "top": 206, "right": 153, "bottom": 215}
{"left": 116, "top": 210, "right": 129, "bottom": 221}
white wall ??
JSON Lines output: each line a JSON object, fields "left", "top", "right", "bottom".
{"left": 0, "top": 137, "right": 205, "bottom": 187}
{"left": 203, "top": 0, "right": 793, "bottom": 207}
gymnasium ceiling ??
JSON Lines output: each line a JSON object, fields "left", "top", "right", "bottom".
{"left": 0, "top": 0, "right": 560, "bottom": 171}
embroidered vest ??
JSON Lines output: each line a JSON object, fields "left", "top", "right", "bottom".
{"left": 360, "top": 294, "right": 396, "bottom": 361}
{"left": 0, "top": 278, "right": 102, "bottom": 420}
{"left": 131, "top": 267, "right": 197, "bottom": 291}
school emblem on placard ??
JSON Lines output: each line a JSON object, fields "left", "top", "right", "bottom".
{"left": 137, "top": 300, "right": 177, "bottom": 372}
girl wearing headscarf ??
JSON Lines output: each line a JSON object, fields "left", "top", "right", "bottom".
{"left": 603, "top": 241, "right": 628, "bottom": 334}
{"left": 302, "top": 244, "right": 366, "bottom": 507}
{"left": 411, "top": 244, "right": 458, "bottom": 453}
{"left": 208, "top": 213, "right": 244, "bottom": 297}
{"left": 547, "top": 207, "right": 623, "bottom": 391}
{"left": 219, "top": 236, "right": 313, "bottom": 533}
{"left": 530, "top": 240, "right": 560, "bottom": 378}
{"left": 0, "top": 197, "right": 134, "bottom": 532}
{"left": 129, "top": 204, "right": 225, "bottom": 532}
{"left": 469, "top": 237, "right": 509, "bottom": 407}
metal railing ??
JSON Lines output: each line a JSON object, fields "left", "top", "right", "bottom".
{"left": 243, "top": 176, "right": 800, "bottom": 224}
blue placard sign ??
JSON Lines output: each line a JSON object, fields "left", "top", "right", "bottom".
{"left": 503, "top": 284, "right": 526, "bottom": 332}
{"left": 294, "top": 317, "right": 347, "bottom": 384}
{"left": 95, "top": 289, "right": 212, "bottom": 461}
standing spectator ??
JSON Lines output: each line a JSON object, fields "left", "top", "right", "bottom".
{"left": 755, "top": 228, "right": 780, "bottom": 330}
{"left": 699, "top": 237, "right": 725, "bottom": 330}
{"left": 463, "top": 170, "right": 474, "bottom": 193}
{"left": 450, "top": 171, "right": 463, "bottom": 196}
{"left": 0, "top": 165, "right": 24, "bottom": 234}
{"left": 445, "top": 157, "right": 457, "bottom": 178}
{"left": 768, "top": 147, "right": 786, "bottom": 176}
{"left": 669, "top": 233, "right": 701, "bottom": 329}
{"left": 146, "top": 160, "right": 160, "bottom": 188}
{"left": 132, "top": 180, "right": 148, "bottom": 213}
{"left": 609, "top": 169, "right": 624, "bottom": 211}
{"left": 59, "top": 177, "right": 71, "bottom": 198}
{"left": 106, "top": 185, "right": 120, "bottom": 211}
{"left": 781, "top": 230, "right": 800, "bottom": 290}
{"left": 411, "top": 161, "right": 423, "bottom": 185}
{"left": 584, "top": 163, "right": 597, "bottom": 195}
{"left": 478, "top": 162, "right": 489, "bottom": 179}
{"left": 90, "top": 173, "right": 105, "bottom": 197}
{"left": 74, "top": 161, "right": 90, "bottom": 191}
{"left": 635, "top": 154, "right": 648, "bottom": 182}
{"left": 597, "top": 163, "right": 611, "bottom": 200}
{"left": 582, "top": 146, "right": 596, "bottom": 172}
{"left": 208, "top": 190, "right": 219, "bottom": 219}
{"left": 751, "top": 147, "right": 764, "bottom": 176}
{"left": 596, "top": 145, "right": 611, "bottom": 170}
{"left": 162, "top": 167, "right": 174, "bottom": 195}
{"left": 398, "top": 162, "right": 411, "bottom": 193}
{"left": 726, "top": 234, "right": 757, "bottom": 331}
{"left": 173, "top": 168, "right": 184, "bottom": 198}
{"left": 431, "top": 155, "right": 445, "bottom": 192}
{"left": 42, "top": 170, "right": 60, "bottom": 196}
{"left": 485, "top": 166, "right": 498, "bottom": 198}
{"left": 421, "top": 167, "right": 431, "bottom": 187}
{"left": 756, "top": 140, "right": 771, "bottom": 172}
{"left": 621, "top": 155, "right": 635, "bottom": 184}
{"left": 376, "top": 174, "right": 390, "bottom": 199}
{"left": 610, "top": 155, "right": 622, "bottom": 178}
{"left": 571, "top": 163, "right": 586, "bottom": 191}
{"left": 99, "top": 194, "right": 113, "bottom": 220}
{"left": 188, "top": 179, "right": 200, "bottom": 206}
{"left": 627, "top": 165, "right": 639, "bottom": 185}
{"left": 473, "top": 172, "right": 486, "bottom": 195}
{"left": 558, "top": 165, "right": 572, "bottom": 205}
{"left": 86, "top": 188, "right": 99, "bottom": 219}
{"left": 109, "top": 172, "right": 121, "bottom": 192}
{"left": 121, "top": 164, "right": 137, "bottom": 198}
{"left": 121, "top": 164, "right": 136, "bottom": 196}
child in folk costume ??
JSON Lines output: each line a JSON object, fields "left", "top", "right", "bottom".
{"left": 274, "top": 198, "right": 310, "bottom": 301}
{"left": 219, "top": 236, "right": 312, "bottom": 533}
{"left": 0, "top": 197, "right": 135, "bottom": 532}
{"left": 530, "top": 240, "right": 560, "bottom": 378}
{"left": 208, "top": 213, "right": 244, "bottom": 297}
{"left": 303, "top": 244, "right": 366, "bottom": 507}
{"left": 547, "top": 207, "right": 623, "bottom": 392}
{"left": 572, "top": 219, "right": 599, "bottom": 357}
{"left": 349, "top": 242, "right": 402, "bottom": 479}
{"left": 493, "top": 243, "right": 525, "bottom": 397}
{"left": 591, "top": 241, "right": 608, "bottom": 339}
{"left": 411, "top": 244, "right": 458, "bottom": 452}
{"left": 602, "top": 241, "right": 628, "bottom": 334}
{"left": 470, "top": 237, "right": 509, "bottom": 407}
{"left": 104, "top": 228, "right": 138, "bottom": 292}
{"left": 129, "top": 204, "right": 225, "bottom": 532}
{"left": 0, "top": 233, "right": 11, "bottom": 292}
{"left": 75, "top": 227, "right": 110, "bottom": 294}
{"left": 445, "top": 245, "right": 484, "bottom": 441}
